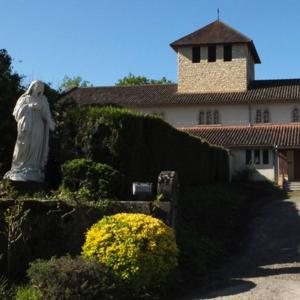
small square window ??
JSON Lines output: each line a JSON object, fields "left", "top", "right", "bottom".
{"left": 192, "top": 47, "right": 201, "bottom": 63}
{"left": 208, "top": 45, "right": 216, "bottom": 62}
{"left": 263, "top": 149, "right": 269, "bottom": 164}
{"left": 246, "top": 150, "right": 252, "bottom": 165}
{"left": 224, "top": 44, "right": 232, "bottom": 61}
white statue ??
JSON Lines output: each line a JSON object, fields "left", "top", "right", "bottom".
{"left": 4, "top": 80, "right": 55, "bottom": 182}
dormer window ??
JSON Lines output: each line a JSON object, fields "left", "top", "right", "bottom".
{"left": 208, "top": 45, "right": 216, "bottom": 62}
{"left": 292, "top": 108, "right": 299, "bottom": 122}
{"left": 224, "top": 44, "right": 232, "bottom": 61}
{"left": 192, "top": 47, "right": 201, "bottom": 63}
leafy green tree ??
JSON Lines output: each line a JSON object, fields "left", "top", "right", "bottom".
{"left": 60, "top": 75, "right": 93, "bottom": 90}
{"left": 116, "top": 73, "right": 173, "bottom": 86}
{"left": 0, "top": 49, "right": 24, "bottom": 175}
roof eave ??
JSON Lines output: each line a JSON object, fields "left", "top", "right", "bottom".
{"left": 170, "top": 41, "right": 261, "bottom": 64}
{"left": 248, "top": 41, "right": 261, "bottom": 64}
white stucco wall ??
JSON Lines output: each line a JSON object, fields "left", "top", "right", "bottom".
{"left": 230, "top": 148, "right": 275, "bottom": 181}
{"left": 251, "top": 103, "right": 300, "bottom": 124}
{"left": 134, "top": 105, "right": 250, "bottom": 127}
{"left": 132, "top": 102, "right": 300, "bottom": 127}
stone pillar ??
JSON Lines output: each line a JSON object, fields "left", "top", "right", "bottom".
{"left": 157, "top": 171, "right": 179, "bottom": 229}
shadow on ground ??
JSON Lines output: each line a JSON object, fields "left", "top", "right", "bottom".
{"left": 178, "top": 184, "right": 300, "bottom": 299}
{"left": 200, "top": 280, "right": 256, "bottom": 299}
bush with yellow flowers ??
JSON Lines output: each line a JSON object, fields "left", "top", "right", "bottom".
{"left": 82, "top": 213, "right": 178, "bottom": 295}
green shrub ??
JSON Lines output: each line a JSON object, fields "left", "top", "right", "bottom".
{"left": 15, "top": 285, "right": 42, "bottom": 300}
{"left": 82, "top": 213, "right": 179, "bottom": 296}
{"left": 60, "top": 159, "right": 126, "bottom": 201}
{"left": 59, "top": 106, "right": 229, "bottom": 186}
{"left": 26, "top": 256, "right": 120, "bottom": 300}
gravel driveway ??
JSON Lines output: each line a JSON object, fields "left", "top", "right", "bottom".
{"left": 180, "top": 193, "right": 300, "bottom": 300}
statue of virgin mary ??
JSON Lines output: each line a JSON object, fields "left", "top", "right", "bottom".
{"left": 4, "top": 80, "right": 55, "bottom": 182}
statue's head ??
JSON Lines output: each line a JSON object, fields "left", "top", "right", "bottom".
{"left": 26, "top": 80, "right": 45, "bottom": 97}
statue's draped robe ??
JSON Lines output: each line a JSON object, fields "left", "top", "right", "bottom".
{"left": 5, "top": 95, "right": 52, "bottom": 182}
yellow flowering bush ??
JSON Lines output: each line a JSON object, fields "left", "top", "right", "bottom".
{"left": 82, "top": 213, "right": 178, "bottom": 293}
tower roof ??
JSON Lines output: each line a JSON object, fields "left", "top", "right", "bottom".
{"left": 170, "top": 20, "right": 261, "bottom": 63}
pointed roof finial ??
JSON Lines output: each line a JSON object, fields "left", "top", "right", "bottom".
{"left": 217, "top": 8, "right": 220, "bottom": 21}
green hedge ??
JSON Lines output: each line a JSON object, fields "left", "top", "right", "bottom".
{"left": 61, "top": 159, "right": 126, "bottom": 200}
{"left": 58, "top": 106, "right": 229, "bottom": 186}
{"left": 25, "top": 256, "right": 120, "bottom": 300}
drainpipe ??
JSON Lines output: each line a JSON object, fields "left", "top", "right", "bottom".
{"left": 274, "top": 144, "right": 279, "bottom": 184}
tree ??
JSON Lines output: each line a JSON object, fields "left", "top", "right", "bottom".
{"left": 116, "top": 73, "right": 173, "bottom": 86}
{"left": 59, "top": 76, "right": 93, "bottom": 91}
{"left": 0, "top": 49, "right": 24, "bottom": 175}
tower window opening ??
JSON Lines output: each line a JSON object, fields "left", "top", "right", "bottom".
{"left": 208, "top": 45, "right": 216, "bottom": 62}
{"left": 224, "top": 44, "right": 232, "bottom": 61}
{"left": 192, "top": 47, "right": 201, "bottom": 63}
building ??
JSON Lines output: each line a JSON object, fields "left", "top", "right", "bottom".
{"left": 67, "top": 20, "right": 300, "bottom": 186}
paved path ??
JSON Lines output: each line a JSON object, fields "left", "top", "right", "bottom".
{"left": 180, "top": 193, "right": 300, "bottom": 300}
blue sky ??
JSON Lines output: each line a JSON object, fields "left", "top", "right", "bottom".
{"left": 1, "top": 0, "right": 300, "bottom": 89}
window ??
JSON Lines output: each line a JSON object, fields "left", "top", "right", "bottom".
{"left": 199, "top": 111, "right": 205, "bottom": 124}
{"left": 224, "top": 44, "right": 232, "bottom": 61}
{"left": 292, "top": 108, "right": 299, "bottom": 122}
{"left": 246, "top": 149, "right": 270, "bottom": 166}
{"left": 263, "top": 149, "right": 269, "bottom": 164}
{"left": 206, "top": 111, "right": 212, "bottom": 124}
{"left": 263, "top": 109, "right": 270, "bottom": 123}
{"left": 208, "top": 45, "right": 216, "bottom": 62}
{"left": 246, "top": 150, "right": 252, "bottom": 165}
{"left": 256, "top": 110, "right": 262, "bottom": 123}
{"left": 213, "top": 110, "right": 219, "bottom": 124}
{"left": 254, "top": 149, "right": 260, "bottom": 164}
{"left": 192, "top": 47, "right": 201, "bottom": 63}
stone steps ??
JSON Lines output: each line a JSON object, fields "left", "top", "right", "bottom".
{"left": 284, "top": 181, "right": 300, "bottom": 191}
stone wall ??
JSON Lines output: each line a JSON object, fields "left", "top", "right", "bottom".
{"left": 0, "top": 199, "right": 171, "bottom": 279}
{"left": 177, "top": 44, "right": 254, "bottom": 93}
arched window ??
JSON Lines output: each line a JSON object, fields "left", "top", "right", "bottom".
{"left": 199, "top": 111, "right": 205, "bottom": 125}
{"left": 292, "top": 108, "right": 299, "bottom": 122}
{"left": 256, "top": 110, "right": 262, "bottom": 123}
{"left": 213, "top": 110, "right": 219, "bottom": 124}
{"left": 263, "top": 109, "right": 270, "bottom": 123}
{"left": 206, "top": 111, "right": 212, "bottom": 124}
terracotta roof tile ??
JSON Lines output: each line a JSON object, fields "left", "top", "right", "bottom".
{"left": 67, "top": 79, "right": 300, "bottom": 106}
{"left": 182, "top": 124, "right": 300, "bottom": 148}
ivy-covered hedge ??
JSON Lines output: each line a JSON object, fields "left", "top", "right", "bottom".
{"left": 58, "top": 106, "right": 229, "bottom": 186}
